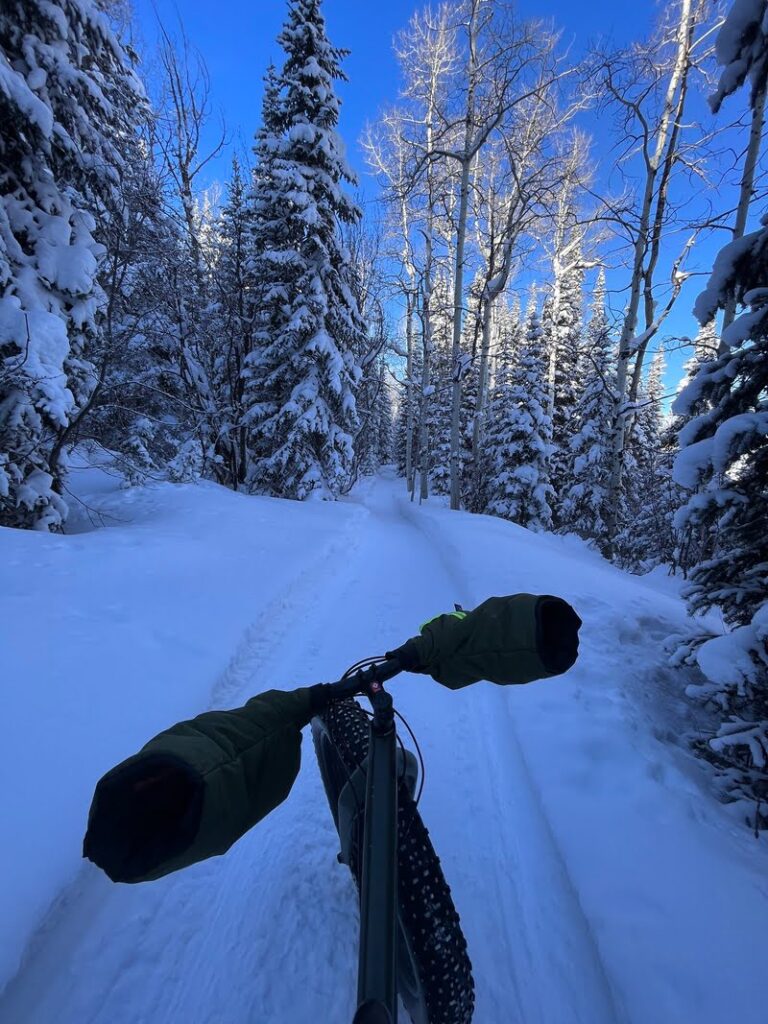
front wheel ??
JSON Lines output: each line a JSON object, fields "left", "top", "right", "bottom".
{"left": 312, "top": 699, "right": 475, "bottom": 1024}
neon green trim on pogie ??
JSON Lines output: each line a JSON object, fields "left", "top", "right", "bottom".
{"left": 419, "top": 609, "right": 467, "bottom": 632}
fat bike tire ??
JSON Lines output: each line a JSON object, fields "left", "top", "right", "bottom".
{"left": 312, "top": 698, "right": 475, "bottom": 1024}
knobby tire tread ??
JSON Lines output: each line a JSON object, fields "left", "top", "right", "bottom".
{"left": 315, "top": 698, "right": 475, "bottom": 1024}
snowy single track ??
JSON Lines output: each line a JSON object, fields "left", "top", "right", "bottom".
{"left": 2, "top": 472, "right": 765, "bottom": 1024}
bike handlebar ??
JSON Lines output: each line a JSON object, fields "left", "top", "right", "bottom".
{"left": 320, "top": 657, "right": 404, "bottom": 704}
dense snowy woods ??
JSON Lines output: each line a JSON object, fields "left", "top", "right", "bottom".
{"left": 0, "top": 0, "right": 766, "bottom": 818}
{"left": 1, "top": 0, "right": 377, "bottom": 512}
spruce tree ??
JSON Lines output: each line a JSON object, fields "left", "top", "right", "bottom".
{"left": 355, "top": 356, "right": 393, "bottom": 476}
{"left": 242, "top": 64, "right": 283, "bottom": 480}
{"left": 373, "top": 358, "right": 394, "bottom": 466}
{"left": 355, "top": 353, "right": 392, "bottom": 478}
{"left": 493, "top": 294, "right": 523, "bottom": 380}
{"left": 542, "top": 238, "right": 585, "bottom": 524}
{"left": 675, "top": 283, "right": 767, "bottom": 626}
{"left": 472, "top": 294, "right": 523, "bottom": 514}
{"left": 484, "top": 305, "right": 553, "bottom": 531}
{"left": 246, "top": 0, "right": 364, "bottom": 499}
{"left": 692, "top": 317, "right": 718, "bottom": 364}
{"left": 0, "top": 0, "right": 144, "bottom": 528}
{"left": 394, "top": 396, "right": 409, "bottom": 477}
{"left": 559, "top": 271, "right": 615, "bottom": 547}
{"left": 618, "top": 348, "right": 678, "bottom": 569}
{"left": 664, "top": 319, "right": 719, "bottom": 572}
{"left": 478, "top": 296, "right": 516, "bottom": 508}
{"left": 211, "top": 156, "right": 254, "bottom": 488}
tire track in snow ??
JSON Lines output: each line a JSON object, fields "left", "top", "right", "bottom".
{"left": 395, "top": 490, "right": 625, "bottom": 1023}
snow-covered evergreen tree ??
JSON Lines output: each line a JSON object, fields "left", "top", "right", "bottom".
{"left": 478, "top": 294, "right": 516, "bottom": 507}
{"left": 673, "top": 256, "right": 768, "bottom": 810}
{"left": 659, "top": 319, "right": 720, "bottom": 572}
{"left": 373, "top": 358, "right": 394, "bottom": 465}
{"left": 671, "top": 0, "right": 768, "bottom": 821}
{"left": 542, "top": 238, "right": 585, "bottom": 526}
{"left": 492, "top": 293, "right": 523, "bottom": 388}
{"left": 483, "top": 305, "right": 553, "bottom": 530}
{"left": 469, "top": 293, "right": 523, "bottom": 514}
{"left": 634, "top": 348, "right": 665, "bottom": 465}
{"left": 241, "top": 64, "right": 284, "bottom": 479}
{"left": 209, "top": 156, "right": 254, "bottom": 488}
{"left": 0, "top": 0, "right": 144, "bottom": 528}
{"left": 245, "top": 0, "right": 364, "bottom": 499}
{"left": 460, "top": 360, "right": 482, "bottom": 509}
{"left": 559, "top": 271, "right": 615, "bottom": 547}
{"left": 394, "top": 394, "right": 409, "bottom": 477}
{"left": 357, "top": 357, "right": 394, "bottom": 475}
{"left": 617, "top": 347, "right": 679, "bottom": 569}
{"left": 709, "top": 0, "right": 768, "bottom": 112}
{"left": 692, "top": 317, "right": 719, "bottom": 363}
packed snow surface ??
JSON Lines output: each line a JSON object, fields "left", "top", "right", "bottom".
{"left": 0, "top": 463, "right": 765, "bottom": 1023}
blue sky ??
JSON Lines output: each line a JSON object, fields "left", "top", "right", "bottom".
{"left": 133, "top": 0, "right": 654, "bottom": 187}
{"left": 131, "top": 1, "right": 745, "bottom": 394}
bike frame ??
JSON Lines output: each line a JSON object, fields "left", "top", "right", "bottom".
{"left": 325, "top": 659, "right": 405, "bottom": 1024}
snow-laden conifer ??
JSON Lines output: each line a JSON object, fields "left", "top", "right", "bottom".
{"left": 484, "top": 304, "right": 553, "bottom": 530}
{"left": 246, "top": 0, "right": 364, "bottom": 499}
{"left": 559, "top": 272, "right": 615, "bottom": 546}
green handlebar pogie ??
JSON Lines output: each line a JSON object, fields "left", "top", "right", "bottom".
{"left": 387, "top": 594, "right": 581, "bottom": 689}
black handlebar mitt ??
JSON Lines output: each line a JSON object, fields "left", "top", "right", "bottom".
{"left": 83, "top": 753, "right": 204, "bottom": 883}
{"left": 535, "top": 595, "right": 582, "bottom": 675}
{"left": 388, "top": 594, "right": 582, "bottom": 690}
{"left": 84, "top": 686, "right": 317, "bottom": 883}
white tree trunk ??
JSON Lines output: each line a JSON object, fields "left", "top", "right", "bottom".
{"left": 449, "top": 152, "right": 472, "bottom": 511}
{"left": 449, "top": 3, "right": 483, "bottom": 511}
{"left": 418, "top": 229, "right": 434, "bottom": 502}
{"left": 404, "top": 292, "right": 416, "bottom": 493}
{"left": 470, "top": 295, "right": 493, "bottom": 485}
{"left": 604, "top": 0, "right": 696, "bottom": 554}
{"left": 720, "top": 85, "right": 766, "bottom": 346}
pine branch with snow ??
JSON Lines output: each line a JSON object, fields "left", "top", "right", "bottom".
{"left": 0, "top": 0, "right": 145, "bottom": 528}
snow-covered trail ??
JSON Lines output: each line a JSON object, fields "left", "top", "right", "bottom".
{"left": 0, "top": 475, "right": 620, "bottom": 1024}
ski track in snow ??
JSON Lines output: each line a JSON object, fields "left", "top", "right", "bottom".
{"left": 0, "top": 475, "right": 674, "bottom": 1024}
